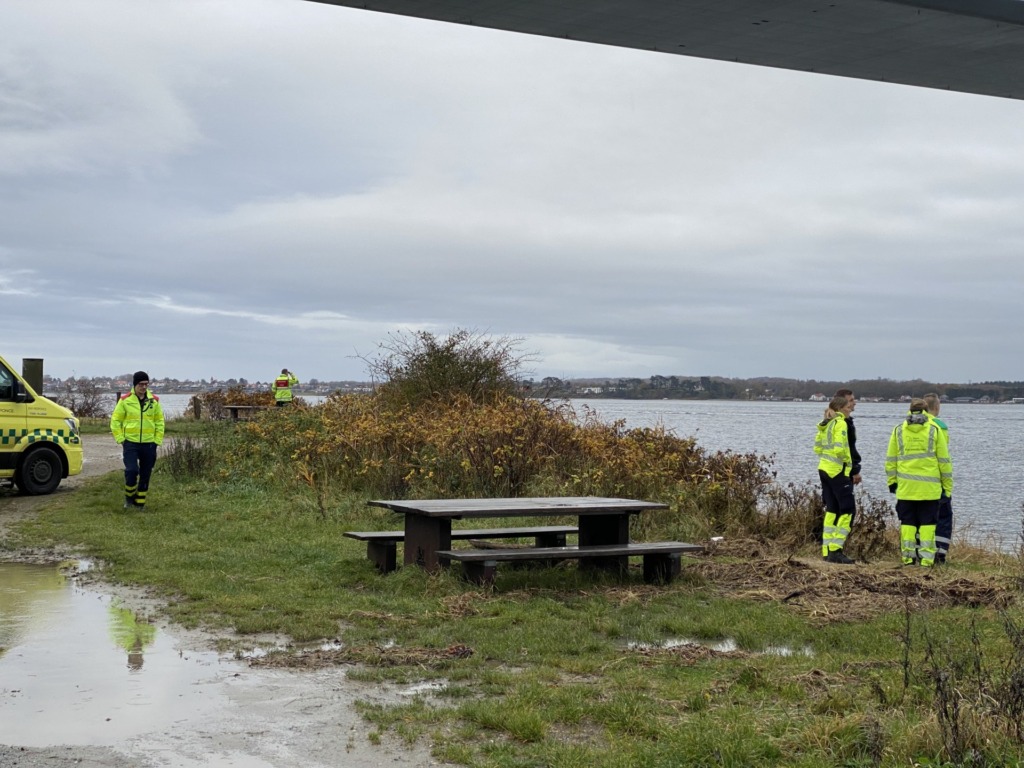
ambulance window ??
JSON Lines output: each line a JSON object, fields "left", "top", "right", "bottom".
{"left": 0, "top": 366, "right": 14, "bottom": 401}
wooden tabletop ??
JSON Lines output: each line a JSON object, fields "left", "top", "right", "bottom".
{"left": 367, "top": 496, "right": 668, "bottom": 519}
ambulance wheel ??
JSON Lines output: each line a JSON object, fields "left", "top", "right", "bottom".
{"left": 15, "top": 446, "right": 63, "bottom": 495}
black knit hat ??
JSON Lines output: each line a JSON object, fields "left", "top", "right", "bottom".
{"left": 133, "top": 371, "right": 150, "bottom": 386}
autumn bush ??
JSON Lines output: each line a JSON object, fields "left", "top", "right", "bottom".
{"left": 206, "top": 327, "right": 782, "bottom": 538}
{"left": 219, "top": 392, "right": 775, "bottom": 540}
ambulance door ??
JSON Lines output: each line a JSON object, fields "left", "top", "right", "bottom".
{"left": 0, "top": 362, "right": 27, "bottom": 478}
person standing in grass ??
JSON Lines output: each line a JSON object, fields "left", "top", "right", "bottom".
{"left": 110, "top": 371, "right": 165, "bottom": 510}
{"left": 886, "top": 398, "right": 953, "bottom": 567}
{"left": 815, "top": 393, "right": 856, "bottom": 564}
{"left": 834, "top": 388, "right": 862, "bottom": 488}
{"left": 271, "top": 368, "right": 298, "bottom": 406}
{"left": 923, "top": 392, "right": 953, "bottom": 563}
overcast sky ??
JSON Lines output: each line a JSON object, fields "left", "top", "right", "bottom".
{"left": 3, "top": 0, "right": 1023, "bottom": 385}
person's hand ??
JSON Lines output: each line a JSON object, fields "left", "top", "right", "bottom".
{"left": 852, "top": 473, "right": 862, "bottom": 485}
{"left": 888, "top": 483, "right": 897, "bottom": 494}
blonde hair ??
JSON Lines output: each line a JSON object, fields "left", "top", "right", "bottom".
{"left": 824, "top": 394, "right": 848, "bottom": 420}
{"left": 923, "top": 393, "right": 941, "bottom": 415}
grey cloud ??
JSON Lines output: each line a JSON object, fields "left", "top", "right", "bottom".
{"left": 3, "top": 0, "right": 1024, "bottom": 383}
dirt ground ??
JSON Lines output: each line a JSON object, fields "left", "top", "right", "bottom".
{"left": 0, "top": 435, "right": 450, "bottom": 768}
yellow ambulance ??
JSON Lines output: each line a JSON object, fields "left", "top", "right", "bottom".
{"left": 0, "top": 354, "right": 83, "bottom": 495}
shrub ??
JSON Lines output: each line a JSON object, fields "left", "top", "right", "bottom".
{"left": 162, "top": 434, "right": 215, "bottom": 482}
{"left": 362, "top": 328, "right": 532, "bottom": 407}
{"left": 222, "top": 392, "right": 773, "bottom": 541}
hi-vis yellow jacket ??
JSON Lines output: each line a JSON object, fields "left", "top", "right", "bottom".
{"left": 111, "top": 392, "right": 165, "bottom": 445}
{"left": 886, "top": 411, "right": 952, "bottom": 500}
{"left": 271, "top": 372, "right": 298, "bottom": 403}
{"left": 814, "top": 413, "right": 851, "bottom": 478}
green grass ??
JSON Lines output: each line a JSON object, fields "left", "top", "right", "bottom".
{"left": 7, "top": 466, "right": 1024, "bottom": 767}
{"left": 78, "top": 415, "right": 228, "bottom": 436}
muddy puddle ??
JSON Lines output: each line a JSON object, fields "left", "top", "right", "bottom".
{"left": 627, "top": 637, "right": 814, "bottom": 656}
{"left": 0, "top": 561, "right": 446, "bottom": 767}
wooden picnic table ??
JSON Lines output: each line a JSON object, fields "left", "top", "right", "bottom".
{"left": 224, "top": 404, "right": 270, "bottom": 421}
{"left": 366, "top": 496, "right": 670, "bottom": 572}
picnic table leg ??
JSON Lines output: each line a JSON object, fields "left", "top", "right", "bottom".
{"left": 404, "top": 515, "right": 451, "bottom": 572}
{"left": 643, "top": 552, "right": 681, "bottom": 584}
{"left": 461, "top": 559, "right": 498, "bottom": 586}
{"left": 367, "top": 540, "right": 398, "bottom": 573}
{"left": 578, "top": 514, "right": 630, "bottom": 574}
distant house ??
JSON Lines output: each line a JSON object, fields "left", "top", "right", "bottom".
{"left": 808, "top": 393, "right": 827, "bottom": 402}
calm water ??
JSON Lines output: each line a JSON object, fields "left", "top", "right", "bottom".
{"left": 155, "top": 393, "right": 1023, "bottom": 550}
{"left": 569, "top": 399, "right": 1024, "bottom": 551}
{"left": 153, "top": 392, "right": 329, "bottom": 417}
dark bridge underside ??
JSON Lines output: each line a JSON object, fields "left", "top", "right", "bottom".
{"left": 307, "top": 0, "right": 1024, "bottom": 100}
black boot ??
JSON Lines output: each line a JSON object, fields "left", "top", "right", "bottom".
{"left": 826, "top": 549, "right": 855, "bottom": 565}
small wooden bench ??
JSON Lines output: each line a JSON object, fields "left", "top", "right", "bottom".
{"left": 344, "top": 525, "right": 579, "bottom": 573}
{"left": 224, "top": 404, "right": 271, "bottom": 421}
{"left": 437, "top": 542, "right": 704, "bottom": 585}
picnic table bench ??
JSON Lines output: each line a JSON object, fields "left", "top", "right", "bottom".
{"left": 438, "top": 541, "right": 705, "bottom": 585}
{"left": 344, "top": 525, "right": 578, "bottom": 573}
{"left": 368, "top": 497, "right": 671, "bottom": 572}
{"left": 224, "top": 404, "right": 270, "bottom": 421}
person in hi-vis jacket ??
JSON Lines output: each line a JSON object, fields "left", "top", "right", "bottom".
{"left": 271, "top": 368, "right": 298, "bottom": 406}
{"left": 110, "top": 370, "right": 164, "bottom": 510}
{"left": 886, "top": 398, "right": 953, "bottom": 567}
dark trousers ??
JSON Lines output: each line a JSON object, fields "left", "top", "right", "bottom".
{"left": 936, "top": 496, "right": 953, "bottom": 556}
{"left": 895, "top": 499, "right": 939, "bottom": 528}
{"left": 123, "top": 442, "right": 157, "bottom": 501}
{"left": 819, "top": 470, "right": 856, "bottom": 554}
{"left": 819, "top": 470, "right": 855, "bottom": 516}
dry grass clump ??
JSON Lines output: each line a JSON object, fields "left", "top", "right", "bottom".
{"left": 688, "top": 552, "right": 1015, "bottom": 625}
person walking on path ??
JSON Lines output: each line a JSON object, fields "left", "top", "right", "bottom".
{"left": 110, "top": 371, "right": 165, "bottom": 510}
{"left": 815, "top": 393, "right": 857, "bottom": 564}
{"left": 923, "top": 392, "right": 953, "bottom": 563}
{"left": 271, "top": 368, "right": 298, "bottom": 406}
{"left": 835, "top": 388, "right": 862, "bottom": 487}
{"left": 886, "top": 398, "right": 953, "bottom": 568}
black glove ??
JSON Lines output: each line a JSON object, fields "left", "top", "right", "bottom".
{"left": 888, "top": 483, "right": 897, "bottom": 494}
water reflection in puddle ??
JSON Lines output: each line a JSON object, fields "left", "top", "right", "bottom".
{"left": 239, "top": 639, "right": 344, "bottom": 660}
{"left": 0, "top": 561, "right": 241, "bottom": 747}
{"left": 399, "top": 681, "right": 447, "bottom": 697}
{"left": 0, "top": 561, "right": 445, "bottom": 767}
{"left": 627, "top": 637, "right": 815, "bottom": 657}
